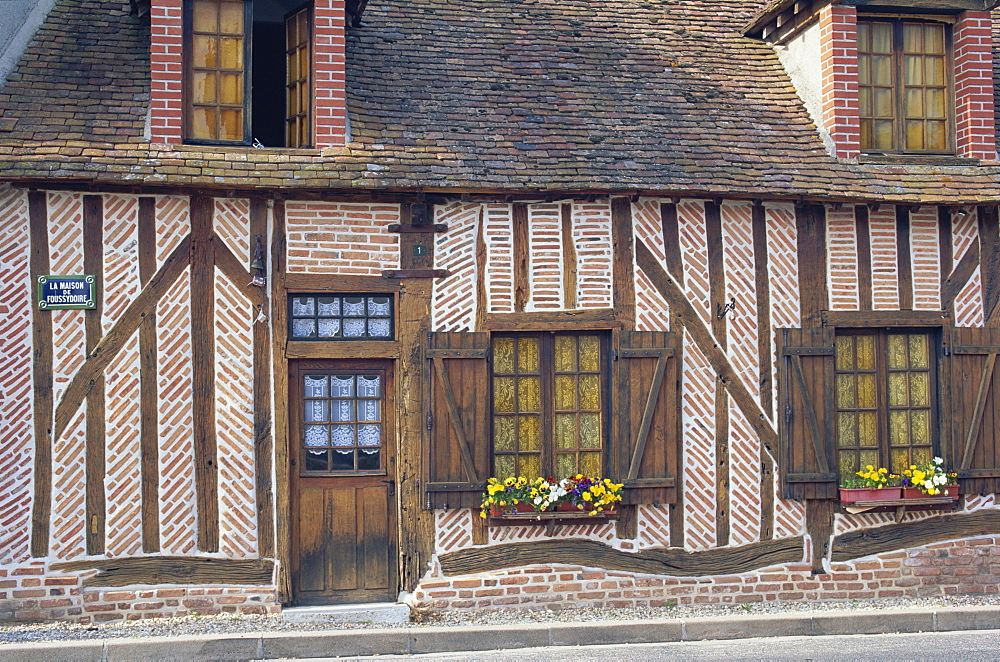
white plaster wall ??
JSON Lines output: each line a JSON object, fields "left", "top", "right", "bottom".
{"left": 774, "top": 23, "right": 835, "bottom": 155}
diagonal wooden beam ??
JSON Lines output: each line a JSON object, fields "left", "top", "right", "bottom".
{"left": 431, "top": 357, "right": 480, "bottom": 483}
{"left": 960, "top": 353, "right": 997, "bottom": 471}
{"left": 941, "top": 239, "right": 980, "bottom": 312}
{"left": 53, "top": 235, "right": 192, "bottom": 443}
{"left": 635, "top": 239, "right": 779, "bottom": 452}
{"left": 213, "top": 231, "right": 264, "bottom": 307}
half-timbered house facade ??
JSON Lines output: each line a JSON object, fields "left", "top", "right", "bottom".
{"left": 2, "top": 0, "right": 1000, "bottom": 622}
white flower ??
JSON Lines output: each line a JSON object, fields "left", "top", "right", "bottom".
{"left": 934, "top": 457, "right": 944, "bottom": 465}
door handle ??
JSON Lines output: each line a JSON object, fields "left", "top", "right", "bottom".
{"left": 381, "top": 479, "right": 395, "bottom": 496}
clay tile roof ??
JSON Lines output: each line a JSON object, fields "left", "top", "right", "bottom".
{"left": 2, "top": 0, "right": 1000, "bottom": 203}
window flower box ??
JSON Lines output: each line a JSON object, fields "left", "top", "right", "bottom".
{"left": 839, "top": 487, "right": 902, "bottom": 504}
{"left": 902, "top": 484, "right": 958, "bottom": 500}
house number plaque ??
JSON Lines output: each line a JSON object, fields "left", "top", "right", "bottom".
{"left": 37, "top": 275, "right": 97, "bottom": 310}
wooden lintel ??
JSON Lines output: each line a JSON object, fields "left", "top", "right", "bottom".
{"left": 387, "top": 223, "right": 448, "bottom": 233}
{"left": 284, "top": 272, "right": 401, "bottom": 292}
{"left": 484, "top": 309, "right": 618, "bottom": 331}
{"left": 285, "top": 340, "right": 401, "bottom": 360}
{"left": 50, "top": 557, "right": 275, "bottom": 587}
{"left": 822, "top": 310, "right": 950, "bottom": 327}
{"left": 381, "top": 269, "right": 451, "bottom": 279}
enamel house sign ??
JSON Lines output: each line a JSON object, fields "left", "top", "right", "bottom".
{"left": 37, "top": 275, "right": 97, "bottom": 310}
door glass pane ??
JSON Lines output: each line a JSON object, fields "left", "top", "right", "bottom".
{"left": 358, "top": 448, "right": 380, "bottom": 471}
{"left": 555, "top": 335, "right": 576, "bottom": 372}
{"left": 358, "top": 424, "right": 381, "bottom": 447}
{"left": 305, "top": 400, "right": 327, "bottom": 422}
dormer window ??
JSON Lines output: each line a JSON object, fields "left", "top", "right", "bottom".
{"left": 184, "top": 0, "right": 313, "bottom": 147}
{"left": 858, "top": 17, "right": 950, "bottom": 154}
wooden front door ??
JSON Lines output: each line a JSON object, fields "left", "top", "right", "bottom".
{"left": 290, "top": 360, "right": 397, "bottom": 605}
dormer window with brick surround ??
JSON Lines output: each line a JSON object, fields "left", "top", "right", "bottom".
{"left": 745, "top": 1, "right": 998, "bottom": 163}
{"left": 149, "top": 0, "right": 352, "bottom": 148}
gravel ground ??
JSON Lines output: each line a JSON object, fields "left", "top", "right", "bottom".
{"left": 3, "top": 595, "right": 1000, "bottom": 645}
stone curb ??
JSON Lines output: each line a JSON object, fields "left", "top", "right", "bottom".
{"left": 2, "top": 606, "right": 999, "bottom": 660}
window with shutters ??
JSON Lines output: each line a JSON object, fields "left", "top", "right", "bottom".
{"left": 491, "top": 333, "right": 607, "bottom": 479}
{"left": 835, "top": 330, "right": 936, "bottom": 482}
{"left": 858, "top": 17, "right": 952, "bottom": 154}
{"left": 184, "top": 0, "right": 313, "bottom": 147}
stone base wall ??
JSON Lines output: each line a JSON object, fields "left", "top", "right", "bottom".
{"left": 413, "top": 536, "right": 1000, "bottom": 611}
{"left": 0, "top": 562, "right": 279, "bottom": 623}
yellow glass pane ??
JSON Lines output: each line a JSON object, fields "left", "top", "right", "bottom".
{"left": 911, "top": 410, "right": 930, "bottom": 444}
{"left": 873, "top": 56, "right": 892, "bottom": 87}
{"left": 910, "top": 372, "right": 929, "bottom": 406}
{"left": 493, "top": 377, "right": 515, "bottom": 413}
{"left": 519, "top": 416, "right": 540, "bottom": 451}
{"left": 219, "top": 72, "right": 242, "bottom": 104}
{"left": 555, "top": 335, "right": 576, "bottom": 372}
{"left": 905, "top": 88, "right": 924, "bottom": 118}
{"left": 871, "top": 22, "right": 892, "bottom": 52}
{"left": 858, "top": 373, "right": 876, "bottom": 409}
{"left": 888, "top": 372, "right": 908, "bottom": 407}
{"left": 908, "top": 334, "right": 928, "bottom": 368}
{"left": 860, "top": 119, "right": 873, "bottom": 150}
{"left": 927, "top": 58, "right": 945, "bottom": 86}
{"left": 906, "top": 121, "right": 924, "bottom": 150}
{"left": 839, "top": 451, "right": 857, "bottom": 482}
{"left": 286, "top": 14, "right": 297, "bottom": 44}
{"left": 926, "top": 88, "right": 945, "bottom": 117}
{"left": 859, "top": 411, "right": 878, "bottom": 446}
{"left": 288, "top": 50, "right": 299, "bottom": 80}
{"left": 192, "top": 71, "right": 216, "bottom": 104}
{"left": 579, "top": 374, "right": 600, "bottom": 410}
{"left": 874, "top": 120, "right": 894, "bottom": 150}
{"left": 926, "top": 24, "right": 944, "bottom": 53}
{"left": 912, "top": 446, "right": 931, "bottom": 466}
{"left": 517, "top": 338, "right": 539, "bottom": 373}
{"left": 494, "top": 417, "right": 515, "bottom": 452}
{"left": 888, "top": 335, "right": 907, "bottom": 369}
{"left": 219, "top": 108, "right": 242, "bottom": 140}
{"left": 857, "top": 335, "right": 875, "bottom": 370}
{"left": 838, "top": 412, "right": 856, "bottom": 447}
{"left": 192, "top": 35, "right": 217, "bottom": 68}
{"left": 219, "top": 0, "right": 244, "bottom": 34}
{"left": 836, "top": 374, "right": 856, "bottom": 409}
{"left": 904, "top": 56, "right": 923, "bottom": 87}
{"left": 493, "top": 338, "right": 514, "bottom": 373}
{"left": 580, "top": 452, "right": 602, "bottom": 477}
{"left": 860, "top": 449, "right": 878, "bottom": 471}
{"left": 890, "top": 410, "right": 909, "bottom": 446}
{"left": 555, "top": 414, "right": 576, "bottom": 449}
{"left": 874, "top": 86, "right": 893, "bottom": 117}
{"left": 859, "top": 57, "right": 871, "bottom": 86}
{"left": 836, "top": 336, "right": 854, "bottom": 371}
{"left": 579, "top": 336, "right": 600, "bottom": 372}
{"left": 556, "top": 453, "right": 576, "bottom": 477}
{"left": 555, "top": 375, "right": 576, "bottom": 410}
{"left": 926, "top": 121, "right": 946, "bottom": 151}
{"left": 192, "top": 1, "right": 218, "bottom": 32}
{"left": 220, "top": 37, "right": 243, "bottom": 70}
{"left": 520, "top": 453, "right": 541, "bottom": 479}
{"left": 891, "top": 448, "right": 909, "bottom": 474}
{"left": 903, "top": 23, "right": 921, "bottom": 52}
{"left": 517, "top": 376, "right": 540, "bottom": 412}
{"left": 191, "top": 107, "right": 213, "bottom": 139}
{"left": 579, "top": 413, "right": 601, "bottom": 448}
{"left": 495, "top": 455, "right": 515, "bottom": 478}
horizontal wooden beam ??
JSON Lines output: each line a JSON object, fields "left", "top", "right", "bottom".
{"left": 381, "top": 269, "right": 451, "bottom": 279}
{"left": 822, "top": 310, "right": 950, "bottom": 328}
{"left": 50, "top": 557, "right": 275, "bottom": 587}
{"left": 387, "top": 223, "right": 448, "bottom": 233}
{"left": 440, "top": 537, "right": 804, "bottom": 577}
{"left": 284, "top": 273, "right": 401, "bottom": 293}
{"left": 832, "top": 509, "right": 1000, "bottom": 562}
{"left": 285, "top": 340, "right": 400, "bottom": 359}
{"left": 484, "top": 308, "right": 621, "bottom": 331}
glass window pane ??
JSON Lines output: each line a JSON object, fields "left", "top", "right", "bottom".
{"left": 856, "top": 335, "right": 875, "bottom": 370}
{"left": 494, "top": 455, "right": 515, "bottom": 478}
{"left": 332, "top": 400, "right": 354, "bottom": 422}
{"left": 579, "top": 413, "right": 601, "bottom": 448}
{"left": 873, "top": 120, "right": 894, "bottom": 150}
{"left": 190, "top": 107, "right": 214, "bottom": 140}
{"left": 343, "top": 318, "right": 366, "bottom": 337}
{"left": 555, "top": 375, "right": 576, "bottom": 410}
{"left": 857, "top": 373, "right": 876, "bottom": 409}
{"left": 859, "top": 411, "right": 878, "bottom": 446}
{"left": 517, "top": 376, "right": 540, "bottom": 412}
{"left": 304, "top": 425, "right": 327, "bottom": 447}
{"left": 518, "top": 338, "right": 539, "bottom": 373}
{"left": 330, "top": 375, "right": 354, "bottom": 397}
{"left": 494, "top": 417, "right": 515, "bottom": 452}
{"left": 305, "top": 375, "right": 328, "bottom": 397}
{"left": 360, "top": 400, "right": 380, "bottom": 422}
{"left": 911, "top": 410, "right": 930, "bottom": 445}
{"left": 292, "top": 319, "right": 315, "bottom": 338}
{"left": 579, "top": 374, "right": 601, "bottom": 410}
{"left": 555, "top": 336, "right": 576, "bottom": 372}
{"left": 889, "top": 410, "right": 909, "bottom": 446}
{"left": 317, "top": 318, "right": 341, "bottom": 338}
{"left": 836, "top": 374, "right": 856, "bottom": 409}
{"left": 519, "top": 417, "right": 541, "bottom": 451}
{"left": 305, "top": 400, "right": 327, "bottom": 422}
{"left": 330, "top": 450, "right": 353, "bottom": 471}
{"left": 839, "top": 450, "right": 857, "bottom": 482}
{"left": 555, "top": 414, "right": 576, "bottom": 449}
{"left": 493, "top": 377, "right": 515, "bottom": 413}
{"left": 219, "top": 108, "right": 242, "bottom": 141}
{"left": 521, "top": 453, "right": 541, "bottom": 479}
{"left": 926, "top": 121, "right": 946, "bottom": 151}
{"left": 836, "top": 336, "right": 854, "bottom": 371}
{"left": 910, "top": 373, "right": 929, "bottom": 407}
{"left": 368, "top": 296, "right": 391, "bottom": 316}
{"left": 888, "top": 334, "right": 907, "bottom": 369}
{"left": 358, "top": 375, "right": 380, "bottom": 397}
{"left": 305, "top": 449, "right": 327, "bottom": 471}
{"left": 357, "top": 424, "right": 381, "bottom": 447}
{"left": 556, "top": 453, "right": 576, "bottom": 477}
{"left": 343, "top": 297, "right": 365, "bottom": 315}
{"left": 838, "top": 411, "right": 856, "bottom": 447}
{"left": 580, "top": 452, "right": 602, "bottom": 477}
{"left": 292, "top": 297, "right": 315, "bottom": 316}
{"left": 331, "top": 425, "right": 354, "bottom": 447}
{"left": 493, "top": 338, "right": 514, "bottom": 373}
{"left": 220, "top": 36, "right": 243, "bottom": 70}
{"left": 871, "top": 23, "right": 892, "bottom": 52}
{"left": 908, "top": 334, "right": 928, "bottom": 368}
{"left": 888, "top": 372, "right": 908, "bottom": 407}
{"left": 317, "top": 296, "right": 340, "bottom": 316}
{"left": 358, "top": 448, "right": 380, "bottom": 470}
{"left": 219, "top": 0, "right": 244, "bottom": 33}
{"left": 578, "top": 336, "right": 601, "bottom": 372}
{"left": 192, "top": 1, "right": 218, "bottom": 31}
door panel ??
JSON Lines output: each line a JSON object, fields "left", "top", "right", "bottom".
{"left": 291, "top": 360, "right": 397, "bottom": 605}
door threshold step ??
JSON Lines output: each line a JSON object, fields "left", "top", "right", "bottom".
{"left": 281, "top": 602, "right": 411, "bottom": 625}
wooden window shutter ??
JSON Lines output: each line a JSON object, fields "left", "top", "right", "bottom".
{"left": 425, "top": 331, "right": 490, "bottom": 509}
{"left": 944, "top": 327, "right": 1000, "bottom": 495}
{"left": 614, "top": 330, "right": 679, "bottom": 505}
{"left": 777, "top": 327, "right": 838, "bottom": 500}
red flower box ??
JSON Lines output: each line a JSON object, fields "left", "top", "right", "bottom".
{"left": 839, "top": 487, "right": 901, "bottom": 504}
{"left": 489, "top": 502, "right": 537, "bottom": 516}
{"left": 903, "top": 485, "right": 959, "bottom": 499}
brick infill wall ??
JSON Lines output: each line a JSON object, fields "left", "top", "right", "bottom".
{"left": 413, "top": 536, "right": 1000, "bottom": 610}
{"left": 0, "top": 563, "right": 279, "bottom": 623}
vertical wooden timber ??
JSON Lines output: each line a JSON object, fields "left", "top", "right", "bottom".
{"left": 561, "top": 203, "right": 577, "bottom": 310}
{"left": 474, "top": 206, "right": 487, "bottom": 331}
{"left": 611, "top": 198, "right": 636, "bottom": 329}
{"left": 271, "top": 200, "right": 292, "bottom": 601}
{"left": 938, "top": 207, "right": 952, "bottom": 294}
{"left": 190, "top": 196, "right": 218, "bottom": 552}
{"left": 29, "top": 191, "right": 53, "bottom": 557}
{"left": 979, "top": 206, "right": 1000, "bottom": 326}
{"left": 806, "top": 498, "right": 834, "bottom": 574}
{"left": 659, "top": 201, "right": 685, "bottom": 548}
{"left": 396, "top": 202, "right": 436, "bottom": 592}
{"left": 512, "top": 203, "right": 529, "bottom": 312}
{"left": 83, "top": 195, "right": 106, "bottom": 555}
{"left": 752, "top": 203, "right": 774, "bottom": 541}
{"left": 855, "top": 205, "right": 873, "bottom": 311}
{"left": 705, "top": 202, "right": 729, "bottom": 547}
{"left": 796, "top": 204, "right": 828, "bottom": 328}
{"left": 896, "top": 206, "right": 913, "bottom": 311}
{"left": 137, "top": 197, "right": 160, "bottom": 553}
{"left": 250, "top": 198, "right": 275, "bottom": 558}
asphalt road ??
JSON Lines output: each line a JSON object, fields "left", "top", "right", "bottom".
{"left": 328, "top": 628, "right": 1000, "bottom": 660}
